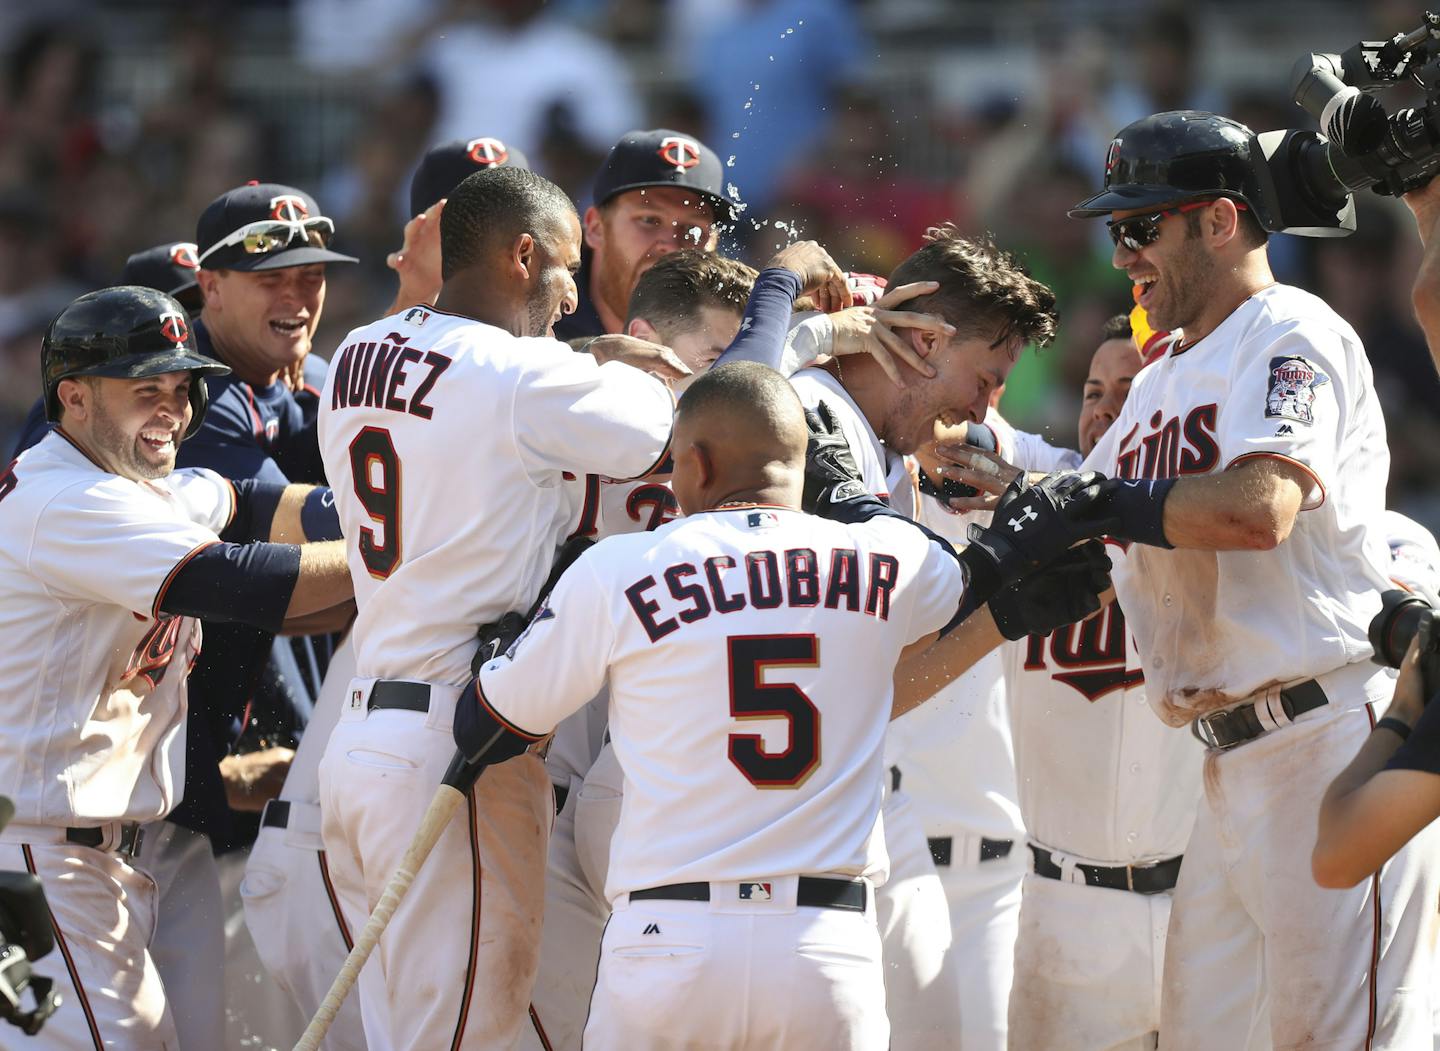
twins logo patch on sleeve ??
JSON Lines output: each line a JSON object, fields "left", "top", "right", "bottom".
{"left": 1265, "top": 355, "right": 1329, "bottom": 425}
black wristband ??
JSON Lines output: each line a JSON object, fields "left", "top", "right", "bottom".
{"left": 1101, "top": 478, "right": 1176, "bottom": 548}
{"left": 1376, "top": 716, "right": 1413, "bottom": 740}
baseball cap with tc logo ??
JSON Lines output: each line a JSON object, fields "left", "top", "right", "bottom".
{"left": 409, "top": 137, "right": 531, "bottom": 217}
{"left": 196, "top": 182, "right": 359, "bottom": 271}
{"left": 591, "top": 129, "right": 738, "bottom": 222}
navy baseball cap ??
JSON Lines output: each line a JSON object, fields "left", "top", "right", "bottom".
{"left": 196, "top": 183, "right": 358, "bottom": 271}
{"left": 409, "top": 137, "right": 530, "bottom": 217}
{"left": 592, "top": 129, "right": 738, "bottom": 222}
{"left": 121, "top": 242, "right": 203, "bottom": 310}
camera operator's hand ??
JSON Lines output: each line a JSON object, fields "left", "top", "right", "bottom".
{"left": 1391, "top": 633, "right": 1429, "bottom": 728}
{"left": 1403, "top": 181, "right": 1440, "bottom": 250}
{"left": 1403, "top": 181, "right": 1440, "bottom": 378}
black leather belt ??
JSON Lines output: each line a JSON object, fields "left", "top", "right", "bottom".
{"left": 66, "top": 823, "right": 144, "bottom": 859}
{"left": 1030, "top": 845, "right": 1182, "bottom": 895}
{"left": 928, "top": 836, "right": 1014, "bottom": 867}
{"left": 1191, "top": 679, "right": 1328, "bottom": 751}
{"left": 890, "top": 765, "right": 901, "bottom": 792}
{"left": 261, "top": 800, "right": 290, "bottom": 830}
{"left": 553, "top": 782, "right": 569, "bottom": 815}
{"left": 630, "top": 877, "right": 867, "bottom": 913}
{"left": 369, "top": 680, "right": 431, "bottom": 713}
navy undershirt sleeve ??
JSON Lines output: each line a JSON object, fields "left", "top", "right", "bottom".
{"left": 159, "top": 542, "right": 301, "bottom": 634}
{"left": 1385, "top": 695, "right": 1440, "bottom": 776}
{"left": 221, "top": 479, "right": 287, "bottom": 543}
{"left": 713, "top": 268, "right": 803, "bottom": 371}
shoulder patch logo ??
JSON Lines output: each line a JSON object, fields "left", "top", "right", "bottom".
{"left": 1265, "top": 355, "right": 1329, "bottom": 425}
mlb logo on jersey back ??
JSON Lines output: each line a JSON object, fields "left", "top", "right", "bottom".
{"left": 403, "top": 306, "right": 431, "bottom": 327}
{"left": 1265, "top": 355, "right": 1329, "bottom": 425}
{"left": 739, "top": 882, "right": 772, "bottom": 901}
{"left": 747, "top": 511, "right": 779, "bottom": 529}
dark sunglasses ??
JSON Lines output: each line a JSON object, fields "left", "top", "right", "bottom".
{"left": 1106, "top": 199, "right": 1249, "bottom": 251}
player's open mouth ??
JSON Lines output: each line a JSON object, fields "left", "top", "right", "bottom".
{"left": 269, "top": 318, "right": 306, "bottom": 337}
{"left": 139, "top": 429, "right": 176, "bottom": 453}
{"left": 1133, "top": 275, "right": 1158, "bottom": 307}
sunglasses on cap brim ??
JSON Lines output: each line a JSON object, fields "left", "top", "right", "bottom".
{"left": 197, "top": 216, "right": 336, "bottom": 265}
{"left": 1105, "top": 199, "right": 1249, "bottom": 252}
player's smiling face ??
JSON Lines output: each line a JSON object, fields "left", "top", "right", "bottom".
{"left": 880, "top": 331, "right": 1018, "bottom": 455}
{"left": 59, "top": 372, "right": 191, "bottom": 480}
{"left": 525, "top": 210, "right": 582, "bottom": 338}
{"left": 587, "top": 188, "right": 718, "bottom": 317}
{"left": 1109, "top": 203, "right": 1216, "bottom": 333}
{"left": 201, "top": 264, "right": 326, "bottom": 384}
{"left": 1078, "top": 336, "right": 1142, "bottom": 455}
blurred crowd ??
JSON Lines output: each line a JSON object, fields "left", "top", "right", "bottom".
{"left": 0, "top": 0, "right": 1437, "bottom": 525}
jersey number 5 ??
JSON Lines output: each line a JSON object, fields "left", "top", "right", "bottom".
{"left": 727, "top": 634, "right": 820, "bottom": 788}
{"left": 348, "top": 427, "right": 402, "bottom": 579}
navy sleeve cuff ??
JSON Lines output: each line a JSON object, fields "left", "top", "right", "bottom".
{"left": 158, "top": 541, "right": 301, "bottom": 633}
{"left": 220, "top": 480, "right": 287, "bottom": 543}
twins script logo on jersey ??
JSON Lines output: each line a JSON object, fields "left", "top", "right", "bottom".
{"left": 465, "top": 137, "right": 510, "bottom": 167}
{"left": 1114, "top": 404, "right": 1220, "bottom": 481}
{"left": 1023, "top": 599, "right": 1144, "bottom": 701}
{"left": 269, "top": 195, "right": 310, "bottom": 222}
{"left": 657, "top": 136, "right": 701, "bottom": 172}
{"left": 1265, "top": 355, "right": 1329, "bottom": 425}
{"left": 121, "top": 614, "right": 185, "bottom": 689}
{"left": 158, "top": 311, "right": 189, "bottom": 346}
{"left": 169, "top": 243, "right": 200, "bottom": 270}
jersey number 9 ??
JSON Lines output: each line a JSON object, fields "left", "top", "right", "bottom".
{"left": 348, "top": 427, "right": 403, "bottom": 579}
{"left": 727, "top": 634, "right": 821, "bottom": 789}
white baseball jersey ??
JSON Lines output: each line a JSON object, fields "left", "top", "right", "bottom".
{"left": 1002, "top": 542, "right": 1202, "bottom": 863}
{"left": 982, "top": 410, "right": 1082, "bottom": 475}
{"left": 1383, "top": 509, "right": 1440, "bottom": 604}
{"left": 317, "top": 306, "right": 673, "bottom": 685}
{"left": 1082, "top": 284, "right": 1392, "bottom": 725}
{"left": 479, "top": 507, "right": 966, "bottom": 900}
{"left": 0, "top": 431, "right": 232, "bottom": 826}
{"left": 790, "top": 367, "right": 915, "bottom": 518}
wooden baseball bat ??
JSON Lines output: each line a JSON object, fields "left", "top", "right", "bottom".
{"left": 293, "top": 753, "right": 477, "bottom": 1051}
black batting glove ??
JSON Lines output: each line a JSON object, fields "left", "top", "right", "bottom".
{"left": 803, "top": 402, "right": 877, "bottom": 518}
{"left": 964, "top": 472, "right": 1120, "bottom": 593}
{"left": 988, "top": 540, "right": 1114, "bottom": 640}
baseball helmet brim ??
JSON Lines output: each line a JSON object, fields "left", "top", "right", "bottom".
{"left": 1068, "top": 185, "right": 1203, "bottom": 218}
{"left": 78, "top": 349, "right": 231, "bottom": 382}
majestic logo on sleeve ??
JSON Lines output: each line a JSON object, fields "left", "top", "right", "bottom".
{"left": 269, "top": 195, "right": 310, "bottom": 222}
{"left": 465, "top": 138, "right": 510, "bottom": 167}
{"left": 657, "top": 136, "right": 701, "bottom": 172}
{"left": 1024, "top": 600, "right": 1143, "bottom": 701}
{"left": 158, "top": 311, "right": 190, "bottom": 346}
{"left": 1265, "top": 356, "right": 1329, "bottom": 425}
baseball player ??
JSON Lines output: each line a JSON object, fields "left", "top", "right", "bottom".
{"left": 316, "top": 164, "right": 849, "bottom": 1049}
{"left": 452, "top": 360, "right": 1111, "bottom": 1050}
{"left": 554, "top": 128, "right": 733, "bottom": 342}
{"left": 240, "top": 142, "right": 530, "bottom": 1051}
{"left": 0, "top": 285, "right": 352, "bottom": 1051}
{"left": 990, "top": 316, "right": 1205, "bottom": 1050}
{"left": 1064, "top": 110, "right": 1438, "bottom": 1048}
{"left": 787, "top": 224, "right": 1058, "bottom": 1049}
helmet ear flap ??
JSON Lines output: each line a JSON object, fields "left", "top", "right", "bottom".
{"left": 184, "top": 374, "right": 210, "bottom": 439}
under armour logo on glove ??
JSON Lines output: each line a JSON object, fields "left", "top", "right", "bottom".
{"left": 1008, "top": 507, "right": 1039, "bottom": 532}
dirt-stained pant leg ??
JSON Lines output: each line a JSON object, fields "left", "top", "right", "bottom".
{"left": 0, "top": 841, "right": 177, "bottom": 1051}
{"left": 1008, "top": 873, "right": 1170, "bottom": 1051}
{"left": 320, "top": 682, "right": 552, "bottom": 1051}
{"left": 1163, "top": 702, "right": 1438, "bottom": 1051}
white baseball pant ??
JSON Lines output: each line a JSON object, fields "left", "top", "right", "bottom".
{"left": 1009, "top": 873, "right": 1170, "bottom": 1050}
{"left": 1162, "top": 699, "right": 1438, "bottom": 1050}
{"left": 0, "top": 835, "right": 174, "bottom": 1050}
{"left": 928, "top": 831, "right": 1023, "bottom": 1050}
{"left": 143, "top": 821, "right": 225, "bottom": 1051}
{"left": 585, "top": 878, "right": 888, "bottom": 1051}
{"left": 876, "top": 785, "right": 964, "bottom": 1050}
{"left": 320, "top": 678, "right": 552, "bottom": 1051}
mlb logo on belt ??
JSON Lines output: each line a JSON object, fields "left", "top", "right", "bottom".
{"left": 739, "top": 882, "right": 772, "bottom": 901}
{"left": 350, "top": 690, "right": 363, "bottom": 710}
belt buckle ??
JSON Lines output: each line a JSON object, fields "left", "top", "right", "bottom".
{"left": 1125, "top": 864, "right": 1135, "bottom": 893}
{"left": 1191, "top": 713, "right": 1221, "bottom": 749}
{"left": 117, "top": 823, "right": 144, "bottom": 859}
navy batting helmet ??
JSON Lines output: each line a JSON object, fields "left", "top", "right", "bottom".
{"left": 42, "top": 286, "right": 230, "bottom": 438}
{"left": 1069, "top": 111, "right": 1276, "bottom": 229}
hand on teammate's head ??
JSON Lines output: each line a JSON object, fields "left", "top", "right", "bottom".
{"left": 584, "top": 333, "right": 692, "bottom": 383}
{"left": 825, "top": 280, "right": 948, "bottom": 389}
{"left": 766, "top": 240, "right": 851, "bottom": 314}
{"left": 388, "top": 198, "right": 446, "bottom": 307}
